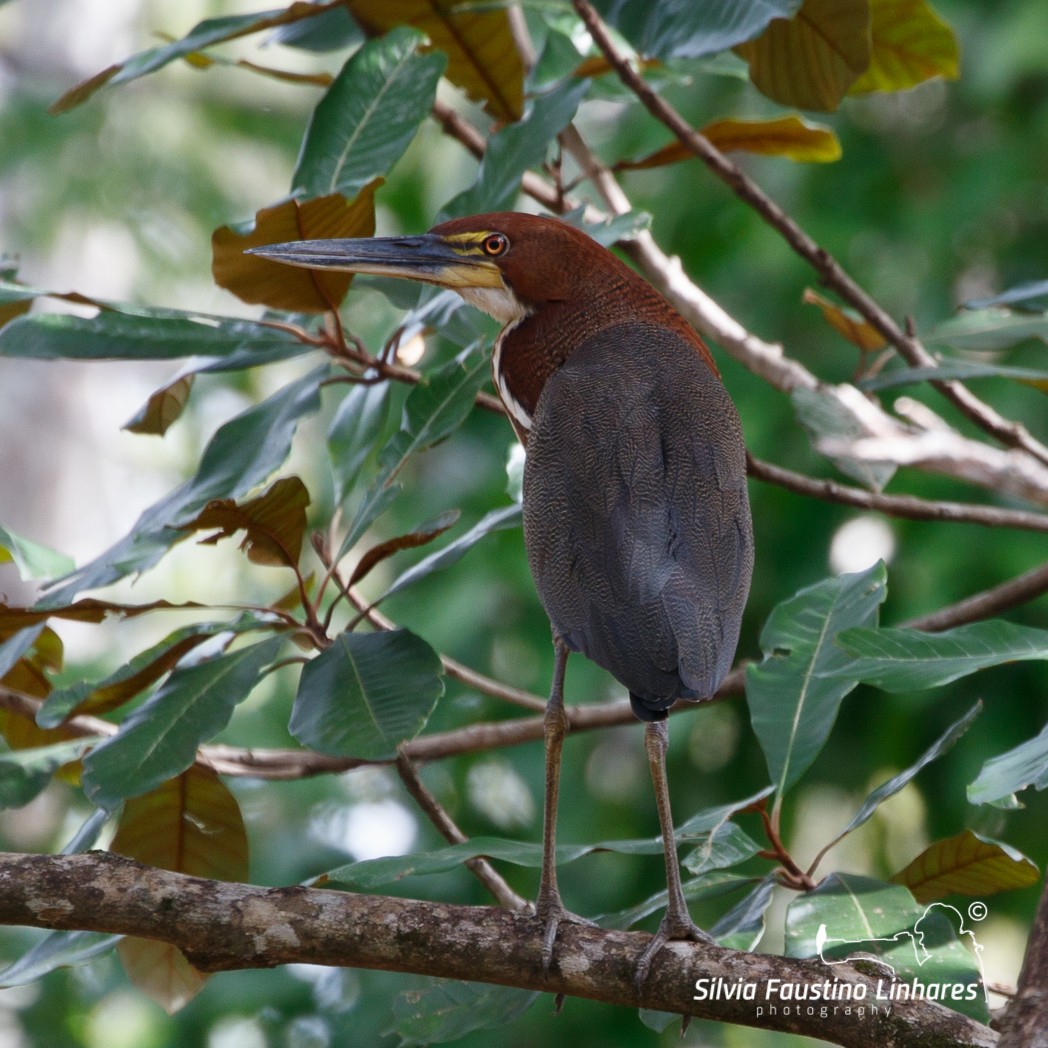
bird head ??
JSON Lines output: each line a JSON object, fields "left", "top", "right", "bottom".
{"left": 248, "top": 212, "right": 609, "bottom": 328}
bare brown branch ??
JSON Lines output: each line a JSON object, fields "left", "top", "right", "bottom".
{"left": 394, "top": 753, "right": 530, "bottom": 912}
{"left": 997, "top": 872, "right": 1048, "bottom": 1047}
{"left": 747, "top": 455, "right": 1048, "bottom": 533}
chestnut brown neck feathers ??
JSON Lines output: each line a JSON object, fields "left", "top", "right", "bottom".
{"left": 429, "top": 213, "right": 718, "bottom": 442}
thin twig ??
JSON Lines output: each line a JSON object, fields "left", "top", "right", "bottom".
{"left": 748, "top": 454, "right": 1048, "bottom": 533}
{"left": 902, "top": 561, "right": 1048, "bottom": 632}
{"left": 394, "top": 753, "right": 530, "bottom": 912}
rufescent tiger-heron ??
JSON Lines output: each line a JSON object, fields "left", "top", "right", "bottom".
{"left": 251, "top": 212, "right": 754, "bottom": 984}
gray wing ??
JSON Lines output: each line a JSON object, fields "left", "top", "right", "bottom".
{"left": 522, "top": 321, "right": 753, "bottom": 714}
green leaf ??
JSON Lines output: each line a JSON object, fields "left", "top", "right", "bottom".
{"left": 51, "top": 4, "right": 338, "bottom": 112}
{"left": 327, "top": 379, "right": 392, "bottom": 506}
{"left": 891, "top": 830, "right": 1039, "bottom": 903}
{"left": 36, "top": 616, "right": 271, "bottom": 728}
{"left": 43, "top": 367, "right": 326, "bottom": 603}
{"left": 746, "top": 562, "right": 887, "bottom": 797}
{"left": 0, "top": 311, "right": 306, "bottom": 362}
{"left": 0, "top": 738, "right": 97, "bottom": 808}
{"left": 605, "top": 871, "right": 754, "bottom": 931}
{"left": 336, "top": 347, "right": 489, "bottom": 561}
{"left": 681, "top": 822, "right": 761, "bottom": 877}
{"left": 785, "top": 873, "right": 987, "bottom": 1021}
{"left": 442, "top": 79, "right": 588, "bottom": 217}
{"left": 964, "top": 280, "right": 1048, "bottom": 311}
{"left": 0, "top": 931, "right": 120, "bottom": 988}
{"left": 0, "top": 526, "right": 74, "bottom": 580}
{"left": 676, "top": 785, "right": 775, "bottom": 836}
{"left": 379, "top": 504, "right": 521, "bottom": 603}
{"left": 710, "top": 873, "right": 777, "bottom": 950}
{"left": 292, "top": 27, "right": 445, "bottom": 199}
{"left": 390, "top": 981, "right": 537, "bottom": 1048}
{"left": 319, "top": 834, "right": 672, "bottom": 891}
{"left": 922, "top": 308, "right": 1048, "bottom": 352}
{"left": 270, "top": 5, "right": 362, "bottom": 53}
{"left": 592, "top": 0, "right": 803, "bottom": 59}
{"left": 837, "top": 619, "right": 1048, "bottom": 692}
{"left": 968, "top": 721, "right": 1048, "bottom": 808}
{"left": 791, "top": 387, "right": 896, "bottom": 490}
{"left": 81, "top": 635, "right": 284, "bottom": 810}
{"left": 290, "top": 629, "right": 443, "bottom": 760}
{"left": 860, "top": 359, "right": 1048, "bottom": 393}
{"left": 0, "top": 625, "right": 47, "bottom": 681}
{"left": 821, "top": 702, "right": 981, "bottom": 851}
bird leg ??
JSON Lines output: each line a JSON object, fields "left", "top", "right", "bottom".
{"left": 635, "top": 718, "right": 715, "bottom": 989}
{"left": 535, "top": 636, "right": 594, "bottom": 973}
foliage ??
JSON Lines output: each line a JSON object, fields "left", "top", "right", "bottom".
{"left": 1, "top": 0, "right": 1047, "bottom": 1046}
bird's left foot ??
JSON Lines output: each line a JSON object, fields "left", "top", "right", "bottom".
{"left": 537, "top": 895, "right": 598, "bottom": 976}
{"left": 635, "top": 911, "right": 716, "bottom": 990}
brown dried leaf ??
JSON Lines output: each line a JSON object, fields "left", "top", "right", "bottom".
{"left": 123, "top": 374, "right": 194, "bottom": 436}
{"left": 850, "top": 0, "right": 959, "bottom": 95}
{"left": 112, "top": 766, "right": 248, "bottom": 1012}
{"left": 346, "top": 0, "right": 524, "bottom": 120}
{"left": 183, "top": 476, "right": 311, "bottom": 568}
{"left": 0, "top": 599, "right": 206, "bottom": 633}
{"left": 348, "top": 509, "right": 461, "bottom": 588}
{"left": 211, "top": 182, "right": 380, "bottom": 313}
{"left": 621, "top": 115, "right": 841, "bottom": 170}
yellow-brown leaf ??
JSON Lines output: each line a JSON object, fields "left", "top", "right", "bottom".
{"left": 804, "top": 288, "right": 887, "bottom": 351}
{"left": 735, "top": 0, "right": 872, "bottom": 112}
{"left": 211, "top": 183, "right": 380, "bottom": 313}
{"left": 621, "top": 116, "right": 841, "bottom": 170}
{"left": 891, "top": 830, "right": 1039, "bottom": 904}
{"left": 850, "top": 0, "right": 959, "bottom": 94}
{"left": 345, "top": 0, "right": 524, "bottom": 120}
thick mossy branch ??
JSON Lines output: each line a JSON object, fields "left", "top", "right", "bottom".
{"left": 0, "top": 852, "right": 996, "bottom": 1048}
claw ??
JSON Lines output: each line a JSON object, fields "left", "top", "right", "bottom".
{"left": 634, "top": 912, "right": 715, "bottom": 991}
{"left": 538, "top": 894, "right": 597, "bottom": 975}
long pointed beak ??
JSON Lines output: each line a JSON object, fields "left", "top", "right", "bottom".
{"left": 246, "top": 235, "right": 504, "bottom": 291}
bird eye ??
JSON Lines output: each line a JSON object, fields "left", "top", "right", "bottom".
{"left": 482, "top": 233, "right": 509, "bottom": 257}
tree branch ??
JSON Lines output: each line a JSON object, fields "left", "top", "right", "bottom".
{"left": 3, "top": 549, "right": 1044, "bottom": 785}
{"left": 0, "top": 852, "right": 996, "bottom": 1048}
{"left": 997, "top": 872, "right": 1048, "bottom": 1047}
{"left": 431, "top": 63, "right": 1048, "bottom": 509}
{"left": 570, "top": 0, "right": 1048, "bottom": 470}
{"left": 747, "top": 455, "right": 1048, "bottom": 533}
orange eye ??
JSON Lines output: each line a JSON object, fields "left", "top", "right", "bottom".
{"left": 482, "top": 233, "right": 509, "bottom": 257}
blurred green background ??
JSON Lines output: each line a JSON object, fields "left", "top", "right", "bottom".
{"left": 1, "top": 1, "right": 1047, "bottom": 1045}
